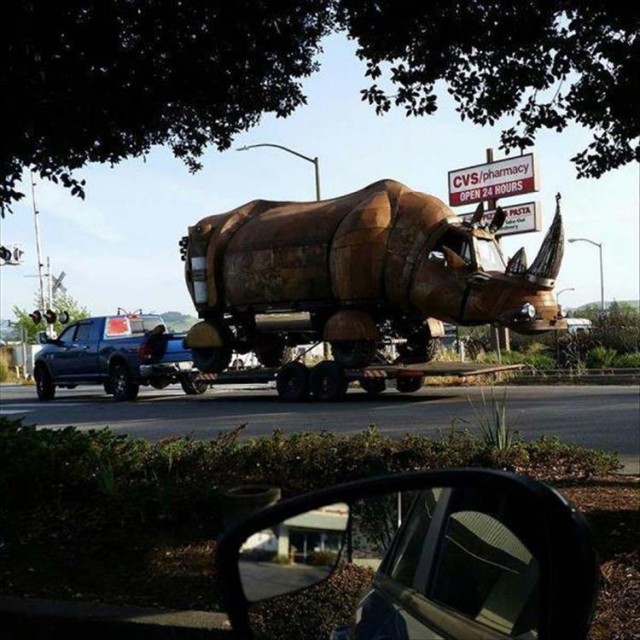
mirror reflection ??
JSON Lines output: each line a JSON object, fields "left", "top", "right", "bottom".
{"left": 239, "top": 502, "right": 350, "bottom": 601}
{"left": 239, "top": 485, "right": 543, "bottom": 640}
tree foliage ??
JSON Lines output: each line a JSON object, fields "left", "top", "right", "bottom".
{"left": 2, "top": 1, "right": 637, "bottom": 215}
{"left": 338, "top": 0, "right": 639, "bottom": 178}
{"left": 13, "top": 290, "right": 90, "bottom": 343}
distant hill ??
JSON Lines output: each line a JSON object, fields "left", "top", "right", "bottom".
{"left": 575, "top": 300, "right": 639, "bottom": 312}
{"left": 160, "top": 311, "right": 199, "bottom": 333}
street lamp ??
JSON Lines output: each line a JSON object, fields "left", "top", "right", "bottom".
{"left": 568, "top": 238, "right": 605, "bottom": 311}
{"left": 556, "top": 287, "right": 575, "bottom": 304}
{"left": 237, "top": 143, "right": 321, "bottom": 201}
{"left": 237, "top": 142, "right": 328, "bottom": 359}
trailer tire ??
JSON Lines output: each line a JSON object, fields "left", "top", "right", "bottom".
{"left": 255, "top": 336, "right": 294, "bottom": 368}
{"left": 330, "top": 340, "right": 377, "bottom": 368}
{"left": 34, "top": 364, "right": 56, "bottom": 401}
{"left": 180, "top": 376, "right": 208, "bottom": 395}
{"left": 396, "top": 376, "right": 424, "bottom": 393}
{"left": 360, "top": 377, "right": 386, "bottom": 395}
{"left": 276, "top": 362, "right": 310, "bottom": 402}
{"left": 310, "top": 361, "right": 348, "bottom": 401}
{"left": 110, "top": 363, "right": 140, "bottom": 401}
{"left": 192, "top": 346, "right": 232, "bottom": 373}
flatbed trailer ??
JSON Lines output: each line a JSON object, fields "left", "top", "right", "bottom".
{"left": 195, "top": 360, "right": 523, "bottom": 402}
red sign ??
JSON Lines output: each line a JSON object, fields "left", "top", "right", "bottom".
{"left": 448, "top": 154, "right": 539, "bottom": 206}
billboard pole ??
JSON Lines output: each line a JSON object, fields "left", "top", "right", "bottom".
{"left": 486, "top": 148, "right": 511, "bottom": 356}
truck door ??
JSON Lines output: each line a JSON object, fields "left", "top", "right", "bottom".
{"left": 65, "top": 319, "right": 100, "bottom": 381}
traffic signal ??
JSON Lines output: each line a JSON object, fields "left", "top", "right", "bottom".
{"left": 44, "top": 310, "right": 57, "bottom": 324}
{"left": 58, "top": 311, "right": 70, "bottom": 324}
{"left": 0, "top": 244, "right": 24, "bottom": 265}
{"left": 29, "top": 310, "right": 43, "bottom": 324}
{"left": 179, "top": 236, "right": 189, "bottom": 261}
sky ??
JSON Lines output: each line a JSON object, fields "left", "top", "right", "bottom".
{"left": 1, "top": 33, "right": 638, "bottom": 321}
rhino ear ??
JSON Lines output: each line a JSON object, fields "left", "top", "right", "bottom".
{"left": 489, "top": 206, "right": 506, "bottom": 233}
{"left": 470, "top": 202, "right": 484, "bottom": 226}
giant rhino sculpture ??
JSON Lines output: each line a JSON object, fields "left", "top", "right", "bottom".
{"left": 182, "top": 179, "right": 565, "bottom": 372}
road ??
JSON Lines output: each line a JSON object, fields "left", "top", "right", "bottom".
{"left": 1, "top": 383, "right": 638, "bottom": 473}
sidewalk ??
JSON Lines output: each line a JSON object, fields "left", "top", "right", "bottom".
{"left": 0, "top": 595, "right": 232, "bottom": 639}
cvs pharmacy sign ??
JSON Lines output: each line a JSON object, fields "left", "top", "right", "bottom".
{"left": 448, "top": 154, "right": 539, "bottom": 206}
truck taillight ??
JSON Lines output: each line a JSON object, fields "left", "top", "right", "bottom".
{"left": 139, "top": 344, "right": 152, "bottom": 360}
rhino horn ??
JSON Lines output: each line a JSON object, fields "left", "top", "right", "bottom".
{"left": 526, "top": 195, "right": 564, "bottom": 284}
{"left": 489, "top": 206, "right": 506, "bottom": 233}
{"left": 506, "top": 247, "right": 528, "bottom": 275}
{"left": 470, "top": 202, "right": 484, "bottom": 226}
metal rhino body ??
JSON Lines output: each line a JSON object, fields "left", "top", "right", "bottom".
{"left": 183, "top": 179, "right": 566, "bottom": 372}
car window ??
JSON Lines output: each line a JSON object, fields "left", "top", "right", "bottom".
{"left": 385, "top": 489, "right": 442, "bottom": 587}
{"left": 427, "top": 492, "right": 540, "bottom": 637}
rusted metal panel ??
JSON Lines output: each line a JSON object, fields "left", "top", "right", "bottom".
{"left": 323, "top": 310, "right": 380, "bottom": 342}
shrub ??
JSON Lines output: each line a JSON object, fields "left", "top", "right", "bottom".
{"left": 613, "top": 352, "right": 640, "bottom": 368}
{"left": 307, "top": 550, "right": 338, "bottom": 567}
{"left": 586, "top": 346, "right": 617, "bottom": 369}
{"left": 0, "top": 350, "right": 9, "bottom": 382}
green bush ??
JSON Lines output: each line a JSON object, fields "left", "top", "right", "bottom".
{"left": 586, "top": 346, "right": 618, "bottom": 369}
{"left": 307, "top": 550, "right": 338, "bottom": 567}
{"left": 613, "top": 352, "right": 640, "bottom": 368}
{"left": 481, "top": 350, "right": 556, "bottom": 371}
{"left": 0, "top": 417, "right": 621, "bottom": 534}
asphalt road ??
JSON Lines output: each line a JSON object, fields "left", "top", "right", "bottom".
{"left": 1, "top": 383, "right": 638, "bottom": 473}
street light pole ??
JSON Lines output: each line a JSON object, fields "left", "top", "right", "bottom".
{"left": 237, "top": 143, "right": 321, "bottom": 201}
{"left": 568, "top": 238, "right": 605, "bottom": 311}
{"left": 237, "top": 142, "right": 329, "bottom": 359}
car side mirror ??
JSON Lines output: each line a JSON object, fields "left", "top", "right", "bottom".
{"left": 216, "top": 470, "right": 599, "bottom": 640}
{"left": 36, "top": 332, "right": 50, "bottom": 345}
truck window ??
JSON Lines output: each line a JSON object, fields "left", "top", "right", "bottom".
{"left": 105, "top": 317, "right": 131, "bottom": 337}
{"left": 74, "top": 322, "right": 93, "bottom": 344}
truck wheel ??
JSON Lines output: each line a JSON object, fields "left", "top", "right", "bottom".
{"left": 34, "top": 364, "right": 56, "bottom": 401}
{"left": 276, "top": 362, "right": 310, "bottom": 401}
{"left": 180, "top": 376, "right": 208, "bottom": 395}
{"left": 331, "top": 340, "right": 376, "bottom": 368}
{"left": 110, "top": 363, "right": 140, "bottom": 401}
{"left": 360, "top": 377, "right": 386, "bottom": 396}
{"left": 398, "top": 336, "right": 441, "bottom": 364}
{"left": 396, "top": 376, "right": 424, "bottom": 393}
{"left": 310, "top": 361, "right": 348, "bottom": 401}
{"left": 255, "top": 337, "right": 294, "bottom": 368}
{"left": 192, "top": 347, "right": 232, "bottom": 373}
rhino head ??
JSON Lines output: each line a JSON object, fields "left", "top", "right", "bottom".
{"left": 410, "top": 196, "right": 567, "bottom": 334}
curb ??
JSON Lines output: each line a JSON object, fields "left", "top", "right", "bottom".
{"left": 0, "top": 596, "right": 232, "bottom": 639}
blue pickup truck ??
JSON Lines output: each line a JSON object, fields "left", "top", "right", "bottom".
{"left": 33, "top": 314, "right": 206, "bottom": 401}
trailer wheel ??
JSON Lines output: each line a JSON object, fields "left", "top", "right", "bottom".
{"left": 276, "top": 362, "right": 310, "bottom": 402}
{"left": 396, "top": 376, "right": 424, "bottom": 393}
{"left": 330, "top": 340, "right": 376, "bottom": 368}
{"left": 255, "top": 336, "right": 294, "bottom": 368}
{"left": 192, "top": 346, "right": 232, "bottom": 373}
{"left": 360, "top": 377, "right": 386, "bottom": 396}
{"left": 180, "top": 376, "right": 208, "bottom": 395}
{"left": 310, "top": 361, "right": 348, "bottom": 401}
